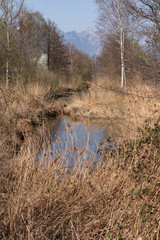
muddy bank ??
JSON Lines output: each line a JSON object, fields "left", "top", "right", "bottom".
{"left": 45, "top": 82, "right": 90, "bottom": 101}
{"left": 16, "top": 82, "right": 91, "bottom": 138}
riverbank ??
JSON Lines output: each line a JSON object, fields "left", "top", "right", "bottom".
{"left": 0, "top": 80, "right": 89, "bottom": 158}
{"left": 64, "top": 76, "right": 160, "bottom": 140}
{"left": 0, "top": 78, "right": 160, "bottom": 239}
{"left": 0, "top": 82, "right": 57, "bottom": 158}
{"left": 1, "top": 77, "right": 159, "bottom": 156}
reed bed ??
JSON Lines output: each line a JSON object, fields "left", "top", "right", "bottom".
{"left": 0, "top": 78, "right": 160, "bottom": 239}
{"left": 0, "top": 116, "right": 160, "bottom": 240}
{"left": 64, "top": 76, "right": 160, "bottom": 140}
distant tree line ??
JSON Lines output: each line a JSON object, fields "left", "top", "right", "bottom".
{"left": 96, "top": 0, "right": 160, "bottom": 87}
{"left": 0, "top": 0, "right": 93, "bottom": 86}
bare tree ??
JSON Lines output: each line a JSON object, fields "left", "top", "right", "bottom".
{"left": 96, "top": 0, "right": 130, "bottom": 88}
{"left": 15, "top": 10, "right": 47, "bottom": 79}
{"left": 0, "top": 0, "right": 24, "bottom": 86}
{"left": 127, "top": 0, "right": 160, "bottom": 84}
{"left": 45, "top": 20, "right": 69, "bottom": 73}
{"left": 127, "top": 0, "right": 160, "bottom": 32}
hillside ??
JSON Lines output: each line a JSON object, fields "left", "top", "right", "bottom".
{"left": 63, "top": 28, "right": 102, "bottom": 56}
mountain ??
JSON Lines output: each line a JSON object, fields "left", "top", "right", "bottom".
{"left": 63, "top": 28, "right": 102, "bottom": 57}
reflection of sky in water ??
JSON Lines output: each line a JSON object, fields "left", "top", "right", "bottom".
{"left": 39, "top": 118, "right": 112, "bottom": 169}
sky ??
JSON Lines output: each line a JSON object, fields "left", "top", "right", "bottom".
{"left": 25, "top": 0, "right": 98, "bottom": 33}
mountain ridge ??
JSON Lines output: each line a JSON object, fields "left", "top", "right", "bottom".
{"left": 62, "top": 28, "right": 102, "bottom": 57}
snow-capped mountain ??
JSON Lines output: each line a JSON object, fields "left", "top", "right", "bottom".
{"left": 63, "top": 28, "right": 102, "bottom": 57}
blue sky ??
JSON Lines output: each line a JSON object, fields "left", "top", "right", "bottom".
{"left": 25, "top": 0, "right": 98, "bottom": 33}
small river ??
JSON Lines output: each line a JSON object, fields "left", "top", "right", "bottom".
{"left": 38, "top": 117, "right": 113, "bottom": 171}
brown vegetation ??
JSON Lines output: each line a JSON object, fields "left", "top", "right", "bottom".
{"left": 64, "top": 76, "right": 160, "bottom": 140}
{"left": 0, "top": 76, "right": 160, "bottom": 239}
{"left": 0, "top": 103, "right": 159, "bottom": 239}
{"left": 0, "top": 81, "right": 63, "bottom": 158}
{"left": 0, "top": 1, "right": 159, "bottom": 239}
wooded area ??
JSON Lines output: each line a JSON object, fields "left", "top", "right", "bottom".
{"left": 96, "top": 0, "right": 160, "bottom": 87}
{"left": 0, "top": 0, "right": 93, "bottom": 86}
{"left": 0, "top": 0, "right": 159, "bottom": 88}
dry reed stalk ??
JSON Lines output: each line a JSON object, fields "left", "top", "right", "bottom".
{"left": 0, "top": 115, "right": 159, "bottom": 239}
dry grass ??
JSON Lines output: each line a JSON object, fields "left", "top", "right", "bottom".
{"left": 0, "top": 81, "right": 62, "bottom": 158}
{"left": 35, "top": 68, "right": 83, "bottom": 90}
{"left": 0, "top": 117, "right": 159, "bottom": 239}
{"left": 64, "top": 76, "right": 160, "bottom": 140}
{"left": 0, "top": 76, "right": 89, "bottom": 158}
{"left": 0, "top": 77, "right": 160, "bottom": 239}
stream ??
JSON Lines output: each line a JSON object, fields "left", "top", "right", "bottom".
{"left": 38, "top": 117, "right": 114, "bottom": 171}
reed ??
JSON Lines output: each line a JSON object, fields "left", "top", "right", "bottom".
{"left": 0, "top": 115, "right": 159, "bottom": 239}
{"left": 0, "top": 77, "right": 159, "bottom": 239}
{"left": 64, "top": 76, "right": 160, "bottom": 140}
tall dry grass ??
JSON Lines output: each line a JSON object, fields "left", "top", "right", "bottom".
{"left": 64, "top": 76, "right": 160, "bottom": 140}
{"left": 35, "top": 67, "right": 84, "bottom": 90}
{"left": 0, "top": 116, "right": 159, "bottom": 239}
{"left": 0, "top": 76, "right": 160, "bottom": 239}
{"left": 0, "top": 73, "right": 90, "bottom": 159}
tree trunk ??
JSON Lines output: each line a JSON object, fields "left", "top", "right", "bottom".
{"left": 6, "top": 29, "right": 9, "bottom": 86}
{"left": 120, "top": 29, "right": 126, "bottom": 88}
{"left": 6, "top": 1, "right": 9, "bottom": 87}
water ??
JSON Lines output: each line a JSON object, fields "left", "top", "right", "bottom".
{"left": 39, "top": 117, "right": 113, "bottom": 171}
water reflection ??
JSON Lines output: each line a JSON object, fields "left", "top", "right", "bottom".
{"left": 39, "top": 118, "right": 113, "bottom": 170}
